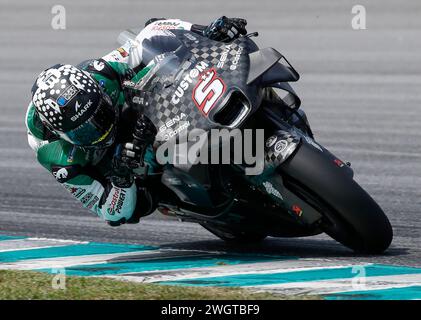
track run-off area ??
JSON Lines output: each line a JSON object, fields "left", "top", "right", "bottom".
{"left": 0, "top": 235, "right": 420, "bottom": 299}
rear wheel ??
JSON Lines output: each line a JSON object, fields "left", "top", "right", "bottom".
{"left": 280, "top": 142, "right": 393, "bottom": 254}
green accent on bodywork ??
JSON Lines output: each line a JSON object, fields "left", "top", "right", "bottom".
{"left": 131, "top": 64, "right": 154, "bottom": 83}
{"left": 26, "top": 104, "right": 44, "bottom": 140}
{"left": 107, "top": 61, "right": 135, "bottom": 80}
{"left": 144, "top": 146, "right": 160, "bottom": 173}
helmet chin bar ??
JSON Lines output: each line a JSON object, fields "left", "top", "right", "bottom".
{"left": 54, "top": 119, "right": 116, "bottom": 150}
{"left": 86, "top": 133, "right": 116, "bottom": 150}
{"left": 54, "top": 95, "right": 119, "bottom": 148}
{"left": 74, "top": 126, "right": 117, "bottom": 150}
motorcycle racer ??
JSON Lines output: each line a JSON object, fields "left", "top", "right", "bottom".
{"left": 25, "top": 17, "right": 248, "bottom": 227}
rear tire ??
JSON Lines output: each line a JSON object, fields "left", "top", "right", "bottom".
{"left": 280, "top": 142, "right": 393, "bottom": 254}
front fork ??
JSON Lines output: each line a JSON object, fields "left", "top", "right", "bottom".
{"left": 238, "top": 114, "right": 325, "bottom": 227}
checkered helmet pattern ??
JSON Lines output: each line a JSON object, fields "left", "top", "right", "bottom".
{"left": 31, "top": 64, "right": 102, "bottom": 132}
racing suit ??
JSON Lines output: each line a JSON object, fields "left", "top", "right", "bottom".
{"left": 25, "top": 19, "right": 214, "bottom": 225}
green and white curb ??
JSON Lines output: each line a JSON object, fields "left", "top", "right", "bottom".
{"left": 0, "top": 235, "right": 420, "bottom": 300}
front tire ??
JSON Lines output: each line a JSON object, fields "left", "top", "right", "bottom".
{"left": 280, "top": 142, "right": 393, "bottom": 254}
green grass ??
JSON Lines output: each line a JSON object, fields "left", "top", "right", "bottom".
{"left": 0, "top": 270, "right": 319, "bottom": 300}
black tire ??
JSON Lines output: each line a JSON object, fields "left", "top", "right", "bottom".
{"left": 280, "top": 142, "right": 393, "bottom": 254}
{"left": 200, "top": 223, "right": 267, "bottom": 244}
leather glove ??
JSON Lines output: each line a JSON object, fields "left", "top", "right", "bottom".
{"left": 203, "top": 16, "right": 247, "bottom": 42}
{"left": 132, "top": 114, "right": 157, "bottom": 167}
{"left": 106, "top": 186, "right": 156, "bottom": 227}
{"left": 111, "top": 113, "right": 157, "bottom": 186}
{"left": 111, "top": 144, "right": 135, "bottom": 188}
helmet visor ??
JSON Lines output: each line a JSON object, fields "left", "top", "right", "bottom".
{"left": 60, "top": 97, "right": 117, "bottom": 148}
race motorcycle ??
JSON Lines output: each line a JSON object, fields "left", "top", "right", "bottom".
{"left": 117, "top": 28, "right": 393, "bottom": 254}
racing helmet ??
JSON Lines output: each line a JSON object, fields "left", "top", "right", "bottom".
{"left": 31, "top": 64, "right": 118, "bottom": 148}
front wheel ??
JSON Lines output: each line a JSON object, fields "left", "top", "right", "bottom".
{"left": 280, "top": 142, "right": 393, "bottom": 254}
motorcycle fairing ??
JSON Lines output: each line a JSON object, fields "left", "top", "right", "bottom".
{"left": 121, "top": 30, "right": 264, "bottom": 143}
{"left": 247, "top": 48, "right": 299, "bottom": 85}
{"left": 161, "top": 166, "right": 213, "bottom": 208}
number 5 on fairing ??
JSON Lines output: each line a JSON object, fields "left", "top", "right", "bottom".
{"left": 193, "top": 68, "right": 226, "bottom": 115}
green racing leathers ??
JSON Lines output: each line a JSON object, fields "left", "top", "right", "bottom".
{"left": 25, "top": 19, "right": 195, "bottom": 225}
